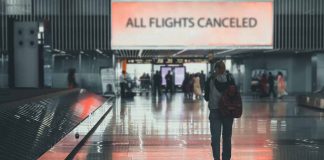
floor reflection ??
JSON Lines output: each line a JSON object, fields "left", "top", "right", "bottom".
{"left": 74, "top": 94, "right": 324, "bottom": 160}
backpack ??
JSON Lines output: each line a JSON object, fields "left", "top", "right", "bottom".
{"left": 218, "top": 75, "right": 243, "bottom": 118}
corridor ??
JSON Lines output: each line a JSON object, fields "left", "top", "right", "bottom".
{"left": 73, "top": 94, "right": 324, "bottom": 160}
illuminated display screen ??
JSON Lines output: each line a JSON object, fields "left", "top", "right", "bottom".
{"left": 112, "top": 2, "right": 273, "bottom": 49}
{"left": 161, "top": 67, "right": 172, "bottom": 86}
{"left": 160, "top": 66, "right": 186, "bottom": 86}
{"left": 174, "top": 67, "right": 186, "bottom": 86}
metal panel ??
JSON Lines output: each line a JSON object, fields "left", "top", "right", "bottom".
{"left": 0, "top": 89, "right": 106, "bottom": 160}
{"left": 64, "top": 0, "right": 66, "bottom": 49}
{"left": 14, "top": 22, "right": 39, "bottom": 88}
{"left": 1, "top": 3, "right": 4, "bottom": 50}
{"left": 100, "top": 0, "right": 103, "bottom": 50}
{"left": 321, "top": 0, "right": 323, "bottom": 49}
{"left": 1, "top": 0, "right": 324, "bottom": 51}
{"left": 274, "top": 0, "right": 324, "bottom": 50}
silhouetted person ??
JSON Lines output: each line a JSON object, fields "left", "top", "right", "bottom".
{"left": 153, "top": 71, "right": 162, "bottom": 96}
{"left": 200, "top": 71, "right": 206, "bottom": 92}
{"left": 140, "top": 73, "right": 146, "bottom": 89}
{"left": 259, "top": 73, "right": 268, "bottom": 98}
{"left": 120, "top": 70, "right": 130, "bottom": 98}
{"left": 68, "top": 68, "right": 78, "bottom": 89}
{"left": 145, "top": 73, "right": 151, "bottom": 89}
{"left": 165, "top": 71, "right": 173, "bottom": 94}
{"left": 188, "top": 74, "right": 194, "bottom": 99}
{"left": 204, "top": 61, "right": 235, "bottom": 160}
{"left": 268, "top": 72, "right": 276, "bottom": 98}
{"left": 104, "top": 84, "right": 114, "bottom": 95}
{"left": 182, "top": 73, "right": 191, "bottom": 99}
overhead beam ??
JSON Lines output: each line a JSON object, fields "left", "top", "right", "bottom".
{"left": 172, "top": 49, "right": 187, "bottom": 57}
{"left": 138, "top": 50, "right": 143, "bottom": 58}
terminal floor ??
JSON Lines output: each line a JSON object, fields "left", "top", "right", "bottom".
{"left": 73, "top": 94, "right": 324, "bottom": 160}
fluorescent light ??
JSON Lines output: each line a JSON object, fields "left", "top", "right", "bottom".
{"left": 96, "top": 49, "right": 103, "bottom": 54}
{"left": 172, "top": 49, "right": 187, "bottom": 57}
{"left": 215, "top": 49, "right": 236, "bottom": 55}
{"left": 138, "top": 50, "right": 143, "bottom": 57}
{"left": 39, "top": 24, "right": 44, "bottom": 32}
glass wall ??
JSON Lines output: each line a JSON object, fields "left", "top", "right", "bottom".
{"left": 126, "top": 64, "right": 152, "bottom": 80}
{"left": 183, "top": 63, "right": 207, "bottom": 74}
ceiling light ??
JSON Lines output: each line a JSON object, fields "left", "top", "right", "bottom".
{"left": 96, "top": 49, "right": 103, "bottom": 54}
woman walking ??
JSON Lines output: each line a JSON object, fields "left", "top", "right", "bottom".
{"left": 277, "top": 72, "right": 287, "bottom": 99}
{"left": 204, "top": 61, "right": 236, "bottom": 160}
{"left": 193, "top": 73, "right": 202, "bottom": 99}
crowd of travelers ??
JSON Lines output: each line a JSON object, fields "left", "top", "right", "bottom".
{"left": 119, "top": 70, "right": 207, "bottom": 99}
{"left": 251, "top": 71, "right": 287, "bottom": 99}
{"left": 119, "top": 69, "right": 288, "bottom": 99}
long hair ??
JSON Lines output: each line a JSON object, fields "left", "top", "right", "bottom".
{"left": 214, "top": 61, "right": 226, "bottom": 74}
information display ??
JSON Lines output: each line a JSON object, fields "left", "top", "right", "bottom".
{"left": 174, "top": 67, "right": 186, "bottom": 86}
{"left": 100, "top": 68, "right": 116, "bottom": 95}
{"left": 112, "top": 1, "right": 273, "bottom": 49}
{"left": 161, "top": 67, "right": 172, "bottom": 86}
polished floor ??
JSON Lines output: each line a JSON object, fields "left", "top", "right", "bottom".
{"left": 73, "top": 93, "right": 324, "bottom": 160}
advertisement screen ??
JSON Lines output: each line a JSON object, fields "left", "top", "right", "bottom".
{"left": 174, "top": 67, "right": 185, "bottom": 86}
{"left": 161, "top": 67, "right": 172, "bottom": 86}
{"left": 112, "top": 2, "right": 273, "bottom": 49}
{"left": 100, "top": 68, "right": 116, "bottom": 95}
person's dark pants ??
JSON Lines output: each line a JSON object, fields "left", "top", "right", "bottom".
{"left": 120, "top": 83, "right": 126, "bottom": 97}
{"left": 153, "top": 85, "right": 161, "bottom": 96}
{"left": 201, "top": 83, "right": 205, "bottom": 92}
{"left": 153, "top": 85, "right": 156, "bottom": 95}
{"left": 166, "top": 83, "right": 172, "bottom": 93}
{"left": 184, "top": 91, "right": 189, "bottom": 99}
{"left": 268, "top": 85, "right": 276, "bottom": 98}
{"left": 209, "top": 109, "right": 234, "bottom": 160}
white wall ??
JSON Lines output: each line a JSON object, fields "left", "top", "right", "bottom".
{"left": 183, "top": 63, "right": 208, "bottom": 74}
{"left": 153, "top": 64, "right": 165, "bottom": 72}
{"left": 127, "top": 64, "right": 152, "bottom": 79}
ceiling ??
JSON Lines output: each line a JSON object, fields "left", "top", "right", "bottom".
{"left": 114, "top": 49, "right": 223, "bottom": 59}
{"left": 113, "top": 49, "right": 320, "bottom": 59}
{"left": 46, "top": 48, "right": 320, "bottom": 60}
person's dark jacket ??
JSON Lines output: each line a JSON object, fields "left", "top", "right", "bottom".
{"left": 200, "top": 74, "right": 206, "bottom": 85}
{"left": 68, "top": 74, "right": 78, "bottom": 88}
{"left": 154, "top": 74, "right": 162, "bottom": 86}
{"left": 165, "top": 74, "right": 172, "bottom": 84}
{"left": 268, "top": 75, "right": 275, "bottom": 87}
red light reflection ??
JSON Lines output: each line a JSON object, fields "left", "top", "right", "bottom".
{"left": 72, "top": 94, "right": 105, "bottom": 119}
